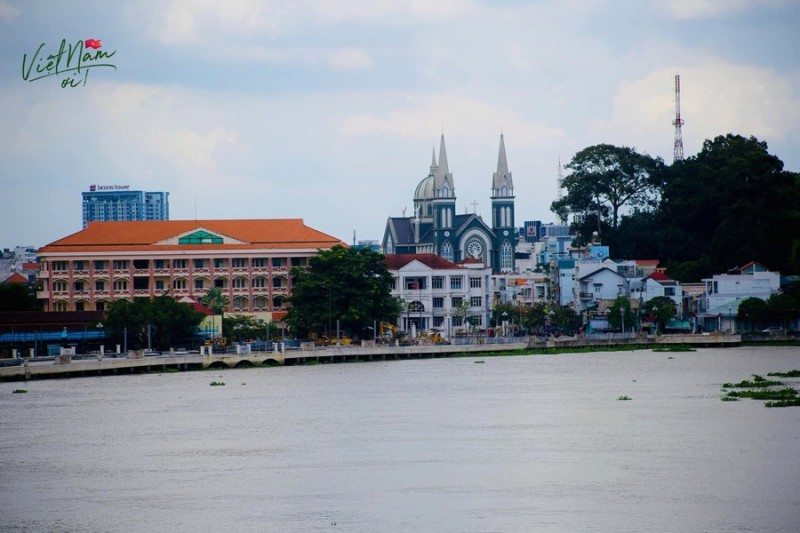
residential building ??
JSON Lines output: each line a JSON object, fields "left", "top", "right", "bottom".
{"left": 383, "top": 134, "right": 518, "bottom": 273}
{"left": 700, "top": 261, "right": 781, "bottom": 332}
{"left": 82, "top": 187, "right": 169, "bottom": 228}
{"left": 36, "top": 219, "right": 346, "bottom": 325}
{"left": 384, "top": 254, "right": 493, "bottom": 338}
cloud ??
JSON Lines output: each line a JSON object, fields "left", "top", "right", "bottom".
{"left": 338, "top": 92, "right": 564, "bottom": 147}
{"left": 590, "top": 61, "right": 800, "bottom": 159}
{"left": 156, "top": 0, "right": 473, "bottom": 45}
{"left": 658, "top": 0, "right": 789, "bottom": 19}
{"left": 0, "top": 0, "right": 19, "bottom": 21}
{"left": 327, "top": 48, "right": 373, "bottom": 71}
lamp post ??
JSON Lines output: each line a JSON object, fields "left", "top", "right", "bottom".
{"left": 620, "top": 306, "right": 624, "bottom": 335}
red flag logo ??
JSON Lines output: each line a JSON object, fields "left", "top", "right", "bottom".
{"left": 84, "top": 39, "right": 102, "bottom": 49}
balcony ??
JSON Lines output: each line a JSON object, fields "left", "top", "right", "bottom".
{"left": 579, "top": 292, "right": 594, "bottom": 300}
{"left": 37, "top": 290, "right": 49, "bottom": 299}
{"left": 37, "top": 270, "right": 50, "bottom": 279}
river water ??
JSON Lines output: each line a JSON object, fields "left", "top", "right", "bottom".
{"left": 2, "top": 346, "right": 800, "bottom": 532}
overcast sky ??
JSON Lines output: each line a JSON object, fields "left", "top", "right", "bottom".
{"left": 1, "top": 0, "right": 798, "bottom": 249}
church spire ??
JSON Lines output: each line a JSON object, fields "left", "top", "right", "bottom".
{"left": 433, "top": 134, "right": 454, "bottom": 197}
{"left": 437, "top": 134, "right": 449, "bottom": 177}
{"left": 492, "top": 133, "right": 513, "bottom": 196}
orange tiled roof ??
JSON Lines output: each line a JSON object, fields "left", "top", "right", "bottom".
{"left": 2, "top": 273, "right": 28, "bottom": 284}
{"left": 37, "top": 219, "right": 346, "bottom": 254}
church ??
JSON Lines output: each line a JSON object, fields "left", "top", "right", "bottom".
{"left": 382, "top": 134, "right": 518, "bottom": 273}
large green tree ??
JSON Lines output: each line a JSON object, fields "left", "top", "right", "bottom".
{"left": 551, "top": 144, "right": 664, "bottom": 244}
{"left": 737, "top": 297, "right": 768, "bottom": 331}
{"left": 287, "top": 246, "right": 402, "bottom": 339}
{"left": 658, "top": 135, "right": 800, "bottom": 279}
{"left": 0, "top": 282, "right": 41, "bottom": 311}
{"left": 105, "top": 296, "right": 204, "bottom": 350}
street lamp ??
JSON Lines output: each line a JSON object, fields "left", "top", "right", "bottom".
{"left": 620, "top": 307, "right": 624, "bottom": 335}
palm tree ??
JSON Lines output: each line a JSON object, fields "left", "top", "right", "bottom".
{"left": 200, "top": 287, "right": 229, "bottom": 315}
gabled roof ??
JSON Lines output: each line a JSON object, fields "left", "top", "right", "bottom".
{"left": 577, "top": 266, "right": 625, "bottom": 281}
{"left": 37, "top": 219, "right": 346, "bottom": 254}
{"left": 646, "top": 271, "right": 677, "bottom": 284}
{"left": 384, "top": 254, "right": 460, "bottom": 270}
{"left": 734, "top": 261, "right": 770, "bottom": 273}
{"left": 2, "top": 273, "right": 28, "bottom": 284}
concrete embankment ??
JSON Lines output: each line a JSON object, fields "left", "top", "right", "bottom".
{"left": 0, "top": 334, "right": 743, "bottom": 382}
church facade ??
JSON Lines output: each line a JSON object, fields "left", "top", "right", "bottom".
{"left": 382, "top": 134, "right": 518, "bottom": 273}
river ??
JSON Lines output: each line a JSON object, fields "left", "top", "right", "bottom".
{"left": 2, "top": 346, "right": 800, "bottom": 532}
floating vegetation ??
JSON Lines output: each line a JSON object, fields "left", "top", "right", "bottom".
{"left": 617, "top": 395, "right": 632, "bottom": 401}
{"left": 765, "top": 398, "right": 800, "bottom": 408}
{"left": 724, "top": 388, "right": 797, "bottom": 400}
{"left": 209, "top": 381, "right": 225, "bottom": 386}
{"left": 653, "top": 345, "right": 695, "bottom": 352}
{"left": 722, "top": 375, "right": 783, "bottom": 389}
{"left": 474, "top": 360, "right": 485, "bottom": 364}
{"left": 767, "top": 370, "right": 800, "bottom": 378}
{"left": 721, "top": 372, "right": 800, "bottom": 407}
{"left": 13, "top": 389, "right": 28, "bottom": 394}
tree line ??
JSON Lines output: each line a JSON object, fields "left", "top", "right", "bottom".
{"left": 551, "top": 134, "right": 800, "bottom": 281}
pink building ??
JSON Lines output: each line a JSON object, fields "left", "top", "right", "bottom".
{"left": 36, "top": 219, "right": 346, "bottom": 320}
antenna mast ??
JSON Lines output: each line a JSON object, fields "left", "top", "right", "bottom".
{"left": 557, "top": 158, "right": 567, "bottom": 224}
{"left": 672, "top": 74, "right": 684, "bottom": 162}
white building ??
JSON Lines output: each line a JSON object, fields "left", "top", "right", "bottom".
{"left": 385, "top": 254, "right": 493, "bottom": 338}
{"left": 700, "top": 261, "right": 781, "bottom": 332}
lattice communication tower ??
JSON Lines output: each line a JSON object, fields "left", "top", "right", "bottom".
{"left": 672, "top": 74, "right": 684, "bottom": 162}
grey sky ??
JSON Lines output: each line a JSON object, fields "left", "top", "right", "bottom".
{"left": 1, "top": 0, "right": 798, "bottom": 248}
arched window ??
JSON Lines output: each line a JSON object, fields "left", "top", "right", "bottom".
{"left": 233, "top": 297, "right": 248, "bottom": 311}
{"left": 408, "top": 300, "right": 425, "bottom": 312}
{"left": 441, "top": 240, "right": 454, "bottom": 262}
{"left": 500, "top": 240, "right": 513, "bottom": 271}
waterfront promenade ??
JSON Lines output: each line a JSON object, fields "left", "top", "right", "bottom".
{"left": 0, "top": 333, "right": 745, "bottom": 382}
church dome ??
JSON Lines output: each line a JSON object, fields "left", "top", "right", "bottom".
{"left": 414, "top": 174, "right": 435, "bottom": 200}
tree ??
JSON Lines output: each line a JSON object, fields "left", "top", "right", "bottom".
{"left": 105, "top": 296, "right": 204, "bottom": 350}
{"left": 200, "top": 287, "right": 229, "bottom": 315}
{"left": 491, "top": 301, "right": 515, "bottom": 328}
{"left": 657, "top": 135, "right": 800, "bottom": 277}
{"left": 607, "top": 296, "right": 635, "bottom": 332}
{"left": 287, "top": 246, "right": 402, "bottom": 339}
{"left": 223, "top": 314, "right": 268, "bottom": 342}
{"left": 737, "top": 297, "right": 768, "bottom": 331}
{"left": 0, "top": 282, "right": 41, "bottom": 311}
{"left": 551, "top": 144, "right": 664, "bottom": 244}
{"left": 765, "top": 293, "right": 799, "bottom": 330}
{"left": 641, "top": 296, "right": 676, "bottom": 333}
{"left": 550, "top": 305, "right": 582, "bottom": 335}
{"left": 522, "top": 303, "right": 548, "bottom": 334}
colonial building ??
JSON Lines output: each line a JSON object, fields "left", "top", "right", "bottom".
{"left": 36, "top": 219, "right": 346, "bottom": 320}
{"left": 384, "top": 254, "right": 493, "bottom": 337}
{"left": 382, "top": 134, "right": 518, "bottom": 273}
